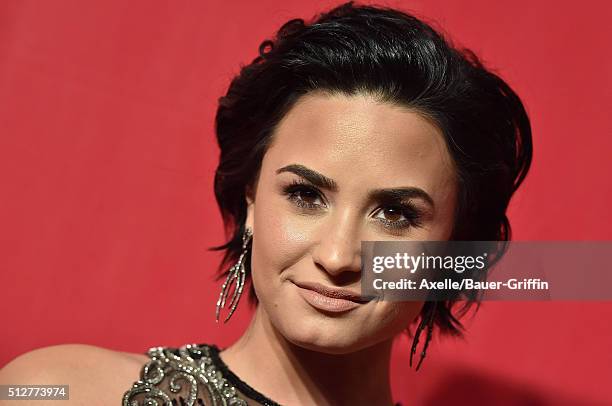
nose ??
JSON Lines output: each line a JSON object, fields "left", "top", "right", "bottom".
{"left": 311, "top": 208, "right": 362, "bottom": 277}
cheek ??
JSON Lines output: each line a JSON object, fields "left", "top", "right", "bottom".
{"left": 376, "top": 301, "right": 423, "bottom": 335}
{"left": 251, "top": 196, "right": 312, "bottom": 281}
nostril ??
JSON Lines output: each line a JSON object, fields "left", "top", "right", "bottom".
{"left": 311, "top": 225, "right": 362, "bottom": 275}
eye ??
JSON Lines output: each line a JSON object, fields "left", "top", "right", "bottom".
{"left": 373, "top": 203, "right": 423, "bottom": 230}
{"left": 283, "top": 180, "right": 326, "bottom": 210}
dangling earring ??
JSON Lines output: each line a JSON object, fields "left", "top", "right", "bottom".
{"left": 410, "top": 301, "right": 437, "bottom": 371}
{"left": 216, "top": 228, "right": 252, "bottom": 323}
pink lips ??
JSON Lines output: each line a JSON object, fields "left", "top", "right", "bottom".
{"left": 293, "top": 281, "right": 372, "bottom": 313}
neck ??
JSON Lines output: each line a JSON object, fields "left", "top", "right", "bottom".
{"left": 219, "top": 306, "right": 396, "bottom": 406}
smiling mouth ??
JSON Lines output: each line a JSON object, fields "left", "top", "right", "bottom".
{"left": 292, "top": 281, "right": 374, "bottom": 313}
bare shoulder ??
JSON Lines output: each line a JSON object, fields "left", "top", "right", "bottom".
{"left": 0, "top": 344, "right": 150, "bottom": 405}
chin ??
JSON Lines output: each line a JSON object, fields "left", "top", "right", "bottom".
{"left": 277, "top": 317, "right": 383, "bottom": 355}
{"left": 287, "top": 334, "right": 367, "bottom": 355}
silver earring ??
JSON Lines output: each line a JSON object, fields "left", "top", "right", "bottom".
{"left": 216, "top": 228, "right": 252, "bottom": 323}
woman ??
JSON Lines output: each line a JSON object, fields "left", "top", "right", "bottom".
{"left": 0, "top": 2, "right": 531, "bottom": 405}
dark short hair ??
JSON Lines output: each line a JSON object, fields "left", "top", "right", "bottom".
{"left": 211, "top": 2, "right": 532, "bottom": 337}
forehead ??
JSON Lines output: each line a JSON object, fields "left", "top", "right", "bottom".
{"left": 263, "top": 92, "right": 456, "bottom": 195}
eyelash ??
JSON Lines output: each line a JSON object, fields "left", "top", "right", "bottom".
{"left": 282, "top": 179, "right": 424, "bottom": 230}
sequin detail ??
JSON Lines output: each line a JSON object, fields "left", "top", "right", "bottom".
{"left": 122, "top": 343, "right": 248, "bottom": 406}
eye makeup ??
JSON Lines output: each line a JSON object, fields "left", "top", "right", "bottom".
{"left": 279, "top": 177, "right": 428, "bottom": 231}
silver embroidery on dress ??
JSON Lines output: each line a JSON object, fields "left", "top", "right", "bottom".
{"left": 123, "top": 343, "right": 248, "bottom": 406}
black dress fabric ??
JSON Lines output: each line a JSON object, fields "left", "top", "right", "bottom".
{"left": 122, "top": 342, "right": 402, "bottom": 406}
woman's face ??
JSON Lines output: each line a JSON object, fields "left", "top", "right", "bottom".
{"left": 245, "top": 92, "right": 457, "bottom": 354}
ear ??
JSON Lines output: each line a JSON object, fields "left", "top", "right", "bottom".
{"left": 244, "top": 186, "right": 255, "bottom": 233}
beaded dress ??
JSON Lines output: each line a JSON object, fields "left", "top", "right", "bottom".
{"left": 123, "top": 342, "right": 403, "bottom": 406}
{"left": 122, "top": 343, "right": 280, "bottom": 406}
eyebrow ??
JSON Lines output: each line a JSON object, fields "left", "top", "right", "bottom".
{"left": 275, "top": 164, "right": 435, "bottom": 209}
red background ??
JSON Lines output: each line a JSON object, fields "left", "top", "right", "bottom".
{"left": 1, "top": 1, "right": 611, "bottom": 404}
